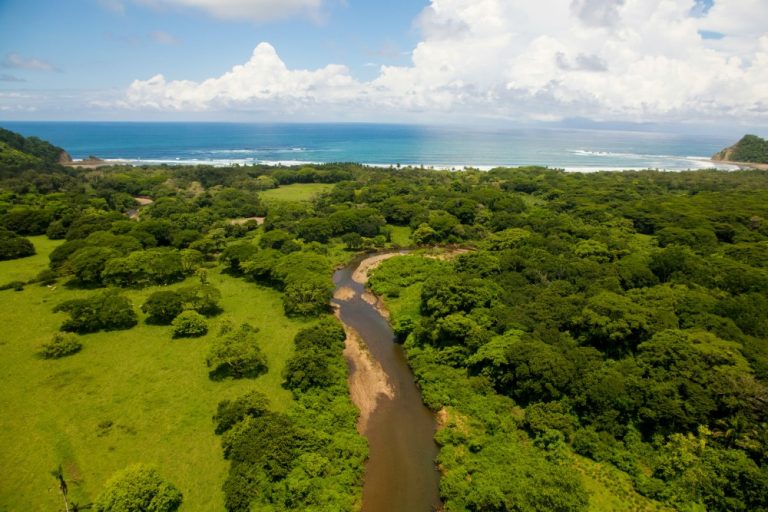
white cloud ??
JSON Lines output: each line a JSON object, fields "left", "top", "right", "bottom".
{"left": 124, "top": 43, "right": 360, "bottom": 111}
{"left": 121, "top": 0, "right": 768, "bottom": 124}
{"left": 139, "top": 0, "right": 325, "bottom": 23}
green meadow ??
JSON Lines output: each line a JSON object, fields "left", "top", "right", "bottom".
{"left": 0, "top": 241, "right": 308, "bottom": 510}
{"left": 259, "top": 183, "right": 333, "bottom": 202}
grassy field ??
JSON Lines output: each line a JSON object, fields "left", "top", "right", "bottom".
{"left": 388, "top": 225, "right": 412, "bottom": 247}
{"left": 0, "top": 242, "right": 309, "bottom": 510}
{"left": 259, "top": 183, "right": 334, "bottom": 202}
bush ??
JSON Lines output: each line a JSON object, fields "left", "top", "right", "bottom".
{"left": 213, "top": 391, "right": 271, "bottom": 434}
{"left": 0, "top": 280, "right": 25, "bottom": 291}
{"left": 282, "top": 277, "right": 332, "bottom": 317}
{"left": 207, "top": 324, "right": 268, "bottom": 379}
{"left": 0, "top": 228, "right": 35, "bottom": 260}
{"left": 171, "top": 310, "right": 208, "bottom": 338}
{"left": 93, "top": 464, "right": 182, "bottom": 512}
{"left": 142, "top": 291, "right": 184, "bottom": 325}
{"left": 39, "top": 332, "right": 82, "bottom": 359}
{"left": 54, "top": 291, "right": 138, "bottom": 333}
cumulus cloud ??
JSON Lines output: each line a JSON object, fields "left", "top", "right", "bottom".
{"left": 121, "top": 0, "right": 768, "bottom": 124}
{"left": 139, "top": 0, "right": 325, "bottom": 23}
{"left": 124, "top": 43, "right": 360, "bottom": 111}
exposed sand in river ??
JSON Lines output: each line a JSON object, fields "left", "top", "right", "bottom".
{"left": 334, "top": 286, "right": 356, "bottom": 301}
{"left": 351, "top": 252, "right": 406, "bottom": 284}
{"left": 339, "top": 248, "right": 471, "bottom": 432}
{"left": 337, "top": 317, "right": 394, "bottom": 433}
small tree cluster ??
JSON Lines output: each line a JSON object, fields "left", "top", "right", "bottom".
{"left": 206, "top": 324, "right": 268, "bottom": 380}
{"left": 54, "top": 291, "right": 137, "bottom": 333}
{"left": 141, "top": 284, "right": 222, "bottom": 325}
{"left": 0, "top": 228, "right": 35, "bottom": 261}
{"left": 283, "top": 318, "right": 347, "bottom": 393}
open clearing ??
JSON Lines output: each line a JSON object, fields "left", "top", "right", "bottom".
{"left": 0, "top": 241, "right": 308, "bottom": 510}
{"left": 259, "top": 183, "right": 333, "bottom": 202}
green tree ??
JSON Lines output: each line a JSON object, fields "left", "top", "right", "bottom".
{"left": 0, "top": 228, "right": 35, "bottom": 260}
{"left": 207, "top": 324, "right": 268, "bottom": 379}
{"left": 93, "top": 464, "right": 182, "bottom": 512}
{"left": 142, "top": 291, "right": 184, "bottom": 325}
{"left": 171, "top": 310, "right": 208, "bottom": 338}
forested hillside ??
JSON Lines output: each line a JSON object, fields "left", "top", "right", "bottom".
{"left": 1, "top": 128, "right": 767, "bottom": 511}
{"left": 713, "top": 134, "right": 768, "bottom": 164}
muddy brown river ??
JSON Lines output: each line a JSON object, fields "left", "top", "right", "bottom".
{"left": 333, "top": 257, "right": 442, "bottom": 512}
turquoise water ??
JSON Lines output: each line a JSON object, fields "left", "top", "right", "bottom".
{"left": 1, "top": 121, "right": 739, "bottom": 170}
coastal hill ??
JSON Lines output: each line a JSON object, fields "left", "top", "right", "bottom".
{"left": 713, "top": 134, "right": 768, "bottom": 167}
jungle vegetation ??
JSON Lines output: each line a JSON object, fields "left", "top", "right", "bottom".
{"left": 1, "top": 128, "right": 768, "bottom": 511}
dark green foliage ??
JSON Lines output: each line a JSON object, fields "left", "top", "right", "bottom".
{"left": 93, "top": 464, "right": 182, "bottom": 512}
{"left": 0, "top": 127, "right": 65, "bottom": 164}
{"left": 283, "top": 319, "right": 347, "bottom": 393}
{"left": 282, "top": 277, "right": 332, "bottom": 317}
{"left": 213, "top": 391, "right": 270, "bottom": 435}
{"left": 216, "top": 315, "right": 365, "bottom": 512}
{"left": 141, "top": 290, "right": 184, "bottom": 324}
{"left": 1, "top": 207, "right": 53, "bottom": 235}
{"left": 102, "top": 248, "right": 187, "bottom": 287}
{"left": 38, "top": 332, "right": 82, "bottom": 359}
{"left": 0, "top": 228, "right": 34, "bottom": 260}
{"left": 54, "top": 291, "right": 137, "bottom": 333}
{"left": 207, "top": 324, "right": 268, "bottom": 379}
{"left": 220, "top": 241, "right": 259, "bottom": 274}
{"left": 171, "top": 310, "right": 208, "bottom": 338}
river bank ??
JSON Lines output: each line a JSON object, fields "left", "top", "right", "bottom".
{"left": 332, "top": 253, "right": 442, "bottom": 512}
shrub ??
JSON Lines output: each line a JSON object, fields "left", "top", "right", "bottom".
{"left": 0, "top": 280, "right": 25, "bottom": 291}
{"left": 207, "top": 324, "right": 268, "bottom": 379}
{"left": 93, "top": 464, "right": 182, "bottom": 512}
{"left": 142, "top": 291, "right": 184, "bottom": 325}
{"left": 39, "top": 332, "right": 82, "bottom": 359}
{"left": 0, "top": 228, "right": 35, "bottom": 260}
{"left": 171, "top": 310, "right": 208, "bottom": 338}
{"left": 55, "top": 291, "right": 137, "bottom": 333}
{"left": 213, "top": 391, "right": 270, "bottom": 434}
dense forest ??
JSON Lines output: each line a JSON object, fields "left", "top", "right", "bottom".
{"left": 1, "top": 128, "right": 768, "bottom": 511}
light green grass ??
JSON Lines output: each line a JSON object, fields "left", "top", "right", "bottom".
{"left": 0, "top": 235, "right": 62, "bottom": 283}
{"left": 0, "top": 260, "right": 307, "bottom": 510}
{"left": 388, "top": 226, "right": 412, "bottom": 247}
{"left": 259, "top": 183, "right": 333, "bottom": 202}
{"left": 572, "top": 455, "right": 672, "bottom": 512}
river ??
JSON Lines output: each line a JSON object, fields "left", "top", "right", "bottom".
{"left": 332, "top": 255, "right": 442, "bottom": 512}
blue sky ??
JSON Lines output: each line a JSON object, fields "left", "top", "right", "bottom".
{"left": 1, "top": 0, "right": 766, "bottom": 129}
{"left": 0, "top": 0, "right": 426, "bottom": 88}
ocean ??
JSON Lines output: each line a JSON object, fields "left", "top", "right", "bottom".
{"left": 0, "top": 121, "right": 741, "bottom": 171}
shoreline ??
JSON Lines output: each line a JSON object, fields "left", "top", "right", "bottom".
{"left": 61, "top": 156, "right": 743, "bottom": 172}
{"left": 711, "top": 159, "right": 768, "bottom": 171}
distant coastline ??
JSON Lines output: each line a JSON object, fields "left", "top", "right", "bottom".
{"left": 4, "top": 121, "right": 745, "bottom": 172}
{"left": 63, "top": 156, "right": 742, "bottom": 173}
